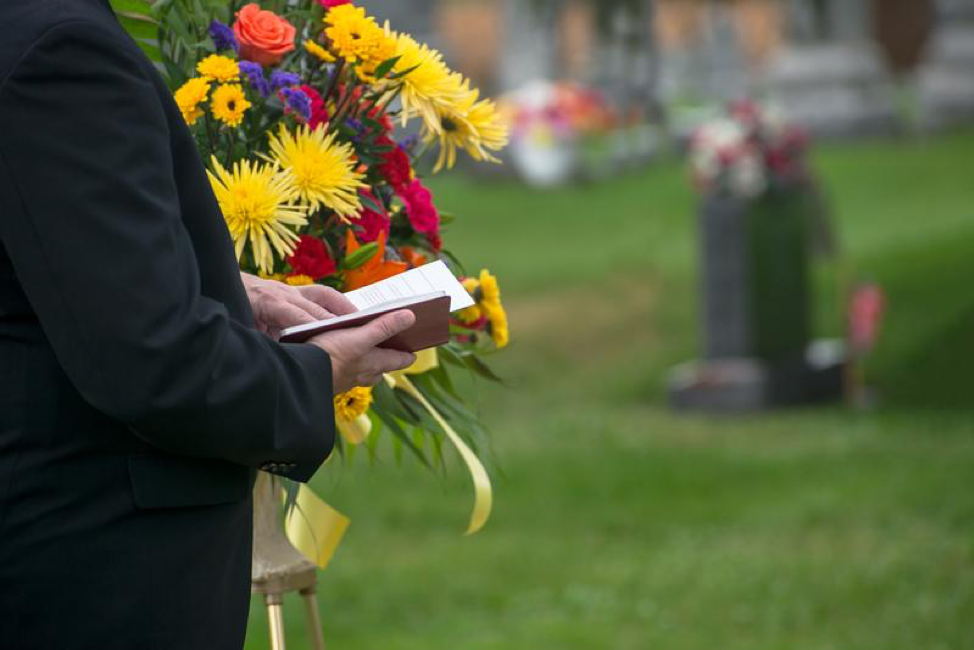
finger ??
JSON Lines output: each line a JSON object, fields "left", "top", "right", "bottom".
{"left": 357, "top": 373, "right": 384, "bottom": 388}
{"left": 365, "top": 348, "right": 417, "bottom": 376}
{"left": 351, "top": 310, "right": 416, "bottom": 351}
{"left": 288, "top": 294, "right": 333, "bottom": 321}
{"left": 267, "top": 302, "right": 317, "bottom": 329}
{"left": 298, "top": 284, "right": 357, "bottom": 316}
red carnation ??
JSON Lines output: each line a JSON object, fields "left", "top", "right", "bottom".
{"left": 398, "top": 179, "right": 440, "bottom": 236}
{"left": 351, "top": 191, "right": 391, "bottom": 243}
{"left": 379, "top": 138, "right": 412, "bottom": 192}
{"left": 300, "top": 85, "right": 329, "bottom": 130}
{"left": 319, "top": 0, "right": 352, "bottom": 8}
{"left": 426, "top": 231, "right": 442, "bottom": 252}
{"left": 287, "top": 235, "right": 336, "bottom": 280}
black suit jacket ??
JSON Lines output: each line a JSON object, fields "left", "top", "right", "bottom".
{"left": 0, "top": 1, "right": 336, "bottom": 647}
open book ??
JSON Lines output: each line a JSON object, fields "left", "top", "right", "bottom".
{"left": 279, "top": 261, "right": 475, "bottom": 352}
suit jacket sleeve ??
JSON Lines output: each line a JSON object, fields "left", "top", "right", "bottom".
{"left": 0, "top": 21, "right": 334, "bottom": 482}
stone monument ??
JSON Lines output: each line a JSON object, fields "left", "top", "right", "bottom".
{"left": 669, "top": 189, "right": 845, "bottom": 412}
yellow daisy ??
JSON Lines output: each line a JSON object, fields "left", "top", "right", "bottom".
{"left": 486, "top": 302, "right": 509, "bottom": 348}
{"left": 334, "top": 387, "right": 373, "bottom": 422}
{"left": 266, "top": 124, "right": 366, "bottom": 218}
{"left": 324, "top": 5, "right": 391, "bottom": 69}
{"left": 304, "top": 38, "right": 335, "bottom": 63}
{"left": 457, "top": 277, "right": 483, "bottom": 324}
{"left": 334, "top": 386, "right": 373, "bottom": 444}
{"left": 478, "top": 270, "right": 509, "bottom": 348}
{"left": 207, "top": 157, "right": 309, "bottom": 273}
{"left": 173, "top": 77, "right": 211, "bottom": 125}
{"left": 389, "top": 31, "right": 468, "bottom": 133}
{"left": 458, "top": 270, "right": 509, "bottom": 348}
{"left": 211, "top": 84, "right": 251, "bottom": 128}
{"left": 196, "top": 54, "right": 240, "bottom": 83}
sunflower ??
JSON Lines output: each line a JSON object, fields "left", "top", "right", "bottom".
{"left": 207, "top": 157, "right": 309, "bottom": 273}
{"left": 334, "top": 386, "right": 373, "bottom": 444}
{"left": 389, "top": 31, "right": 468, "bottom": 133}
{"left": 426, "top": 89, "right": 509, "bottom": 172}
{"left": 266, "top": 124, "right": 365, "bottom": 218}
{"left": 173, "top": 77, "right": 211, "bottom": 125}
{"left": 323, "top": 5, "right": 393, "bottom": 71}
{"left": 211, "top": 84, "right": 251, "bottom": 127}
{"left": 304, "top": 38, "right": 335, "bottom": 63}
{"left": 196, "top": 54, "right": 240, "bottom": 82}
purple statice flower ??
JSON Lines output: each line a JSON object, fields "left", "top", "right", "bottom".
{"left": 238, "top": 61, "right": 270, "bottom": 98}
{"left": 398, "top": 134, "right": 420, "bottom": 153}
{"left": 281, "top": 87, "right": 312, "bottom": 122}
{"left": 209, "top": 20, "right": 238, "bottom": 53}
{"left": 270, "top": 70, "right": 302, "bottom": 91}
{"left": 344, "top": 118, "right": 365, "bottom": 143}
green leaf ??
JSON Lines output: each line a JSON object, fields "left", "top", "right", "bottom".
{"left": 340, "top": 242, "right": 379, "bottom": 270}
{"left": 372, "top": 55, "right": 402, "bottom": 81}
{"left": 359, "top": 192, "right": 386, "bottom": 215}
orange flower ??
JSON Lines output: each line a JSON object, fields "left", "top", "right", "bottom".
{"left": 398, "top": 246, "right": 428, "bottom": 268}
{"left": 233, "top": 4, "right": 296, "bottom": 66}
{"left": 344, "top": 231, "right": 408, "bottom": 291}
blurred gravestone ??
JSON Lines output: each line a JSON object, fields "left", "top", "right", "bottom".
{"left": 918, "top": 0, "right": 974, "bottom": 128}
{"left": 670, "top": 190, "right": 842, "bottom": 411}
{"left": 766, "top": 0, "right": 897, "bottom": 136}
{"left": 500, "top": 0, "right": 559, "bottom": 91}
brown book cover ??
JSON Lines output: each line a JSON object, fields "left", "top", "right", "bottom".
{"left": 278, "top": 292, "right": 452, "bottom": 353}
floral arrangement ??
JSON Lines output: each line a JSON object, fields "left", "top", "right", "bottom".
{"left": 501, "top": 80, "right": 616, "bottom": 147}
{"left": 689, "top": 100, "right": 809, "bottom": 199}
{"left": 120, "top": 0, "right": 510, "bottom": 536}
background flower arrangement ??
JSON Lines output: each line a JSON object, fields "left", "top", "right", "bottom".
{"left": 113, "top": 0, "right": 509, "bottom": 533}
{"left": 689, "top": 99, "right": 810, "bottom": 200}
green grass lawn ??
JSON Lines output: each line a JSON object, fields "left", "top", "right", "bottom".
{"left": 245, "top": 130, "right": 974, "bottom": 649}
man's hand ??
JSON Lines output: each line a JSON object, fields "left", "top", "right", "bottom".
{"left": 241, "top": 272, "right": 356, "bottom": 339}
{"left": 309, "top": 310, "right": 417, "bottom": 393}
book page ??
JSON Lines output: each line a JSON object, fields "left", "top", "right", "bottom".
{"left": 345, "top": 261, "right": 475, "bottom": 312}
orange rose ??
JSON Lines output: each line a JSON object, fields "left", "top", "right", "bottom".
{"left": 233, "top": 4, "right": 296, "bottom": 66}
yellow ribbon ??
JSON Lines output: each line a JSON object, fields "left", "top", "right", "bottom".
{"left": 385, "top": 371, "right": 493, "bottom": 535}
{"left": 337, "top": 413, "right": 372, "bottom": 445}
{"left": 284, "top": 483, "right": 350, "bottom": 569}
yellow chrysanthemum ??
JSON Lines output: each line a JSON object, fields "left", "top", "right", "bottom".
{"left": 427, "top": 90, "right": 509, "bottom": 172}
{"left": 304, "top": 38, "right": 335, "bottom": 63}
{"left": 197, "top": 54, "right": 240, "bottom": 83}
{"left": 284, "top": 274, "right": 314, "bottom": 287}
{"left": 173, "top": 77, "right": 211, "bottom": 125}
{"left": 266, "top": 124, "right": 366, "bottom": 218}
{"left": 211, "top": 84, "right": 251, "bottom": 128}
{"left": 207, "top": 157, "right": 309, "bottom": 273}
{"left": 388, "top": 31, "right": 468, "bottom": 133}
{"left": 324, "top": 5, "right": 392, "bottom": 70}
{"left": 334, "top": 387, "right": 373, "bottom": 422}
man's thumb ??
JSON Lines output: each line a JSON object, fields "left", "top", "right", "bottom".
{"left": 357, "top": 310, "right": 416, "bottom": 349}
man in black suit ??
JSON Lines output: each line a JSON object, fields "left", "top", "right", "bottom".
{"left": 0, "top": 0, "right": 417, "bottom": 647}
